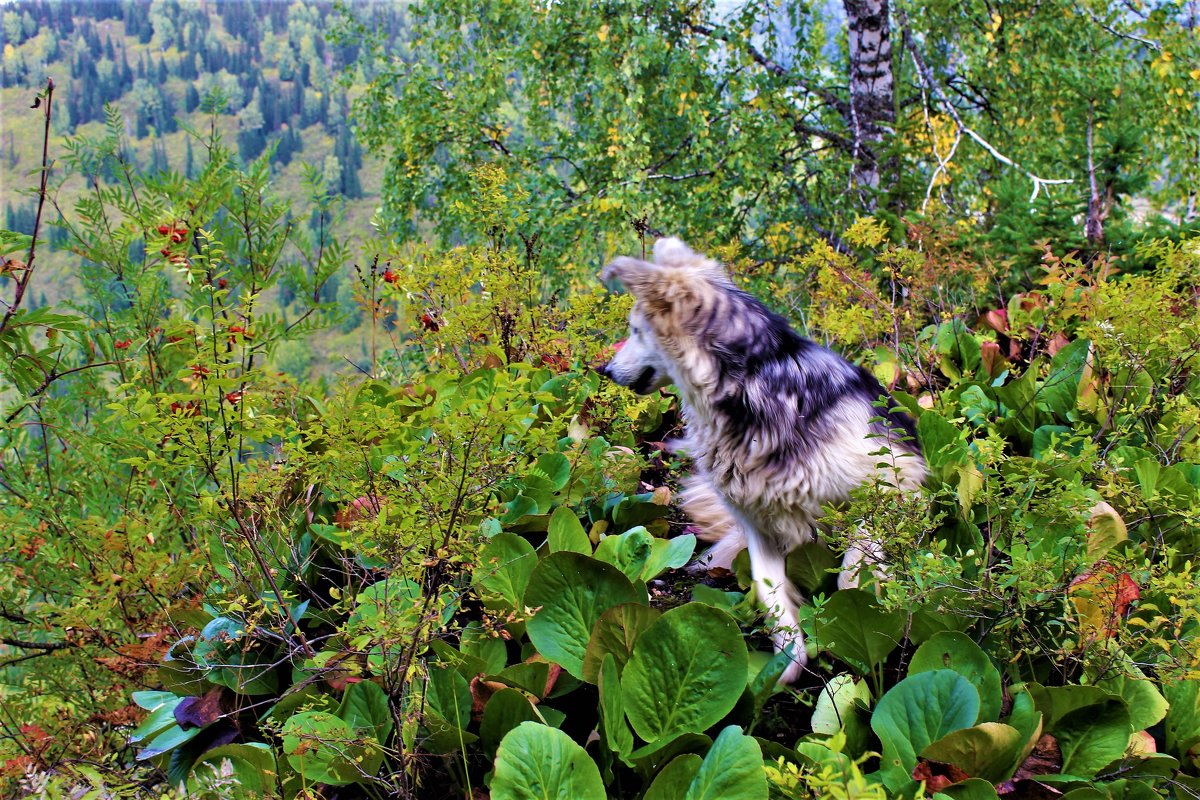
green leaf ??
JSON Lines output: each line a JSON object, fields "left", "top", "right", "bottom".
{"left": 1026, "top": 684, "right": 1114, "bottom": 731}
{"left": 481, "top": 688, "right": 539, "bottom": 755}
{"left": 872, "top": 670, "right": 981, "bottom": 790}
{"left": 547, "top": 506, "right": 591, "bottom": 554}
{"left": 641, "top": 534, "right": 697, "bottom": 581}
{"left": 594, "top": 525, "right": 653, "bottom": 581}
{"left": 135, "top": 723, "right": 202, "bottom": 761}
{"left": 1040, "top": 338, "right": 1090, "bottom": 420}
{"left": 1055, "top": 699, "right": 1133, "bottom": 778}
{"left": 533, "top": 452, "right": 572, "bottom": 491}
{"left": 426, "top": 665, "right": 471, "bottom": 731}
{"left": 338, "top": 680, "right": 393, "bottom": 743}
{"left": 1032, "top": 424, "right": 1075, "bottom": 460}
{"left": 282, "top": 710, "right": 379, "bottom": 786}
{"left": 582, "top": 603, "right": 661, "bottom": 683}
{"left": 188, "top": 743, "right": 277, "bottom": 797}
{"left": 1164, "top": 680, "right": 1200, "bottom": 758}
{"left": 1096, "top": 674, "right": 1167, "bottom": 732}
{"left": 623, "top": 603, "right": 748, "bottom": 745}
{"left": 129, "top": 697, "right": 183, "bottom": 744}
{"left": 934, "top": 778, "right": 1001, "bottom": 800}
{"left": 476, "top": 533, "right": 538, "bottom": 610}
{"left": 909, "top": 632, "right": 1002, "bottom": 722}
{"left": 599, "top": 654, "right": 633, "bottom": 758}
{"left": 786, "top": 539, "right": 838, "bottom": 594}
{"left": 683, "top": 726, "right": 768, "bottom": 800}
{"left": 921, "top": 722, "right": 1024, "bottom": 783}
{"left": 349, "top": 578, "right": 423, "bottom": 629}
{"left": 491, "top": 722, "right": 605, "bottom": 800}
{"left": 999, "top": 690, "right": 1044, "bottom": 780}
{"left": 524, "top": 551, "right": 641, "bottom": 679}
{"left": 918, "top": 411, "right": 971, "bottom": 483}
{"left": 811, "top": 674, "right": 873, "bottom": 757}
{"left": 812, "top": 588, "right": 903, "bottom": 675}
{"left": 644, "top": 754, "right": 703, "bottom": 800}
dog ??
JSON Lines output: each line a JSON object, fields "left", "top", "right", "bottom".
{"left": 599, "top": 238, "right": 926, "bottom": 682}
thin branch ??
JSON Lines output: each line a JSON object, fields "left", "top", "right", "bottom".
{"left": 901, "top": 22, "right": 1072, "bottom": 202}
{"left": 1075, "top": 3, "right": 1161, "bottom": 50}
{"left": 0, "top": 635, "right": 75, "bottom": 651}
{"left": 4, "top": 361, "right": 119, "bottom": 424}
{"left": 0, "top": 77, "right": 54, "bottom": 336}
{"left": 680, "top": 19, "right": 847, "bottom": 113}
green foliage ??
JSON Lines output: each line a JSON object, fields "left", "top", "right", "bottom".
{"left": 4, "top": 6, "right": 1200, "bottom": 797}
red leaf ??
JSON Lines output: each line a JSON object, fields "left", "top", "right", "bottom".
{"left": 174, "top": 687, "right": 224, "bottom": 730}
{"left": 913, "top": 759, "right": 971, "bottom": 792}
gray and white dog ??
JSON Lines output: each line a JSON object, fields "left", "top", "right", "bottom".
{"left": 599, "top": 238, "right": 926, "bottom": 682}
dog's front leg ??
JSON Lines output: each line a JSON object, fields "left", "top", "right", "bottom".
{"left": 838, "top": 522, "right": 888, "bottom": 590}
{"left": 744, "top": 529, "right": 806, "bottom": 683}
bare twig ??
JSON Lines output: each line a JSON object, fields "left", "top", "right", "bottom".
{"left": 0, "top": 78, "right": 54, "bottom": 336}
{"left": 901, "top": 23, "right": 1073, "bottom": 203}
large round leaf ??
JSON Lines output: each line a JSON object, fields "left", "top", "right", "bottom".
{"left": 1056, "top": 699, "right": 1133, "bottom": 778}
{"left": 491, "top": 721, "right": 605, "bottom": 800}
{"left": 547, "top": 506, "right": 591, "bottom": 554}
{"left": 641, "top": 534, "right": 697, "bottom": 581}
{"left": 481, "top": 688, "right": 539, "bottom": 754}
{"left": 594, "top": 526, "right": 654, "bottom": 580}
{"left": 623, "top": 603, "right": 749, "bottom": 744}
{"left": 873, "top": 670, "right": 980, "bottom": 791}
{"left": 910, "top": 632, "right": 1003, "bottom": 722}
{"left": 683, "top": 725, "right": 768, "bottom": 800}
{"left": 476, "top": 533, "right": 538, "bottom": 610}
{"left": 644, "top": 754, "right": 703, "bottom": 800}
{"left": 582, "top": 602, "right": 661, "bottom": 683}
{"left": 524, "top": 551, "right": 640, "bottom": 679}
{"left": 187, "top": 743, "right": 277, "bottom": 798}
{"left": 282, "top": 710, "right": 379, "bottom": 786}
{"left": 812, "top": 588, "right": 903, "bottom": 675}
{"left": 921, "top": 722, "right": 1025, "bottom": 784}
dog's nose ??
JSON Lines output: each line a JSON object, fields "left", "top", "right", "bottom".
{"left": 594, "top": 362, "right": 611, "bottom": 379}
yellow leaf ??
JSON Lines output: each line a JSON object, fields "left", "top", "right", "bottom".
{"left": 597, "top": 24, "right": 609, "bottom": 42}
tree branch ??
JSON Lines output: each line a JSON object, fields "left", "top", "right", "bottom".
{"left": 900, "top": 21, "right": 1073, "bottom": 202}
{"left": 0, "top": 77, "right": 54, "bottom": 337}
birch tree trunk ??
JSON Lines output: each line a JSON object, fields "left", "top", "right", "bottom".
{"left": 843, "top": 0, "right": 894, "bottom": 210}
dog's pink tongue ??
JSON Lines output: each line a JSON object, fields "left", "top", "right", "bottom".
{"left": 612, "top": 340, "right": 626, "bottom": 352}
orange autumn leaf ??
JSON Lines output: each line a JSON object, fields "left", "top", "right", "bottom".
{"left": 1069, "top": 562, "right": 1140, "bottom": 641}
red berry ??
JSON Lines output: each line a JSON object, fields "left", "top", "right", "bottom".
{"left": 382, "top": 269, "right": 399, "bottom": 285}
{"left": 170, "top": 231, "right": 186, "bottom": 243}
{"left": 157, "top": 224, "right": 171, "bottom": 235}
{"left": 114, "top": 339, "right": 131, "bottom": 349}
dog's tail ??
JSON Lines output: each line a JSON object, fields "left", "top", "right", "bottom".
{"left": 680, "top": 473, "right": 747, "bottom": 571}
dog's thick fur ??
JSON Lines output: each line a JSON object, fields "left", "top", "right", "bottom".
{"left": 600, "top": 238, "right": 926, "bottom": 683}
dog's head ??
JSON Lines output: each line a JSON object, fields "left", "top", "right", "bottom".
{"left": 597, "top": 237, "right": 729, "bottom": 394}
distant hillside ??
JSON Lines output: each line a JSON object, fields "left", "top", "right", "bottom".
{"left": 0, "top": 0, "right": 407, "bottom": 313}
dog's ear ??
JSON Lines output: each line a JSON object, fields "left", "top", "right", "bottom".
{"left": 601, "top": 255, "right": 662, "bottom": 295}
{"left": 603, "top": 255, "right": 700, "bottom": 315}
{"left": 652, "top": 237, "right": 697, "bottom": 266}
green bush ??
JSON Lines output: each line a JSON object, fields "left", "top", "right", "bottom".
{"left": 4, "top": 94, "right": 1200, "bottom": 800}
